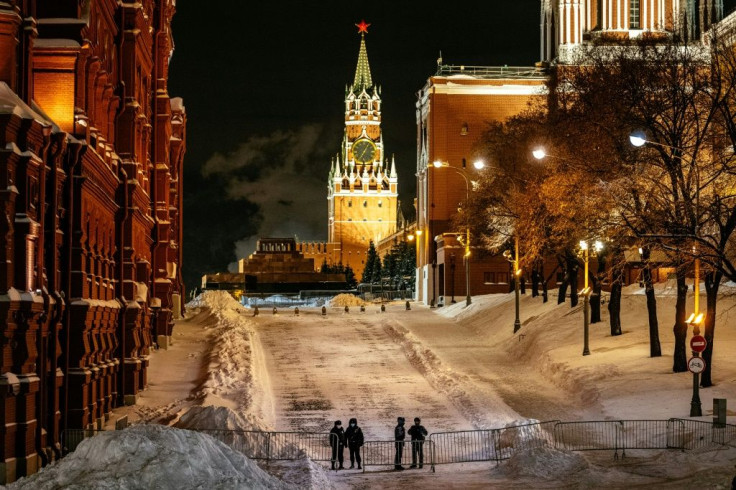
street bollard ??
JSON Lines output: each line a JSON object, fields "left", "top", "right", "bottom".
{"left": 360, "top": 305, "right": 365, "bottom": 312}
{"left": 345, "top": 305, "right": 349, "bottom": 313}
{"left": 321, "top": 306, "right": 326, "bottom": 316}
{"left": 294, "top": 307, "right": 299, "bottom": 316}
{"left": 253, "top": 306, "right": 259, "bottom": 317}
{"left": 406, "top": 301, "right": 410, "bottom": 311}
{"left": 272, "top": 306, "right": 277, "bottom": 315}
{"left": 381, "top": 304, "right": 385, "bottom": 312}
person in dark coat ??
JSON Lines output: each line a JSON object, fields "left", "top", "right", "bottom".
{"left": 408, "top": 417, "right": 428, "bottom": 468}
{"left": 344, "top": 417, "right": 364, "bottom": 469}
{"left": 394, "top": 416, "right": 406, "bottom": 470}
{"left": 329, "top": 420, "right": 345, "bottom": 470}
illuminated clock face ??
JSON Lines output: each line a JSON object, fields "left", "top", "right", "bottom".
{"left": 352, "top": 139, "right": 376, "bottom": 164}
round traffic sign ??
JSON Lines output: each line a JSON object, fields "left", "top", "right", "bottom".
{"left": 688, "top": 356, "right": 706, "bottom": 374}
{"left": 690, "top": 335, "right": 707, "bottom": 353}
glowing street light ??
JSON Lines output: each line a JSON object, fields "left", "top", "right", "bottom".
{"left": 532, "top": 148, "right": 547, "bottom": 160}
{"left": 579, "top": 239, "right": 603, "bottom": 356}
{"left": 431, "top": 160, "right": 483, "bottom": 306}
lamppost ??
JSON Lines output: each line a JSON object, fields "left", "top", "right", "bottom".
{"left": 503, "top": 237, "right": 522, "bottom": 333}
{"left": 407, "top": 228, "right": 422, "bottom": 301}
{"left": 578, "top": 240, "right": 603, "bottom": 356}
{"left": 432, "top": 159, "right": 485, "bottom": 306}
{"left": 687, "top": 260, "right": 705, "bottom": 416}
{"left": 631, "top": 131, "right": 706, "bottom": 414}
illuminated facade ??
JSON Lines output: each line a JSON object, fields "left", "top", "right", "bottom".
{"left": 415, "top": 67, "right": 548, "bottom": 305}
{"left": 301, "top": 22, "right": 398, "bottom": 280}
{"left": 541, "top": 0, "right": 724, "bottom": 63}
{"left": 0, "top": 0, "right": 185, "bottom": 482}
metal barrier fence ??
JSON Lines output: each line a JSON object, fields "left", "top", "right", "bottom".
{"left": 61, "top": 419, "right": 736, "bottom": 470}
{"left": 429, "top": 420, "right": 558, "bottom": 470}
{"left": 553, "top": 420, "right": 681, "bottom": 459}
{"left": 671, "top": 418, "right": 736, "bottom": 450}
{"left": 195, "top": 430, "right": 334, "bottom": 462}
{"left": 61, "top": 429, "right": 106, "bottom": 454}
{"left": 362, "top": 440, "right": 432, "bottom": 471}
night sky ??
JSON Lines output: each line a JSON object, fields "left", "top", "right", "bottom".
{"left": 168, "top": 1, "right": 735, "bottom": 292}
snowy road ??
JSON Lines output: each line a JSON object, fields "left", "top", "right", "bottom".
{"left": 251, "top": 303, "right": 579, "bottom": 439}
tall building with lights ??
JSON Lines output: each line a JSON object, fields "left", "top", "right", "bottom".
{"left": 316, "top": 22, "right": 398, "bottom": 279}
{"left": 541, "top": 0, "right": 724, "bottom": 63}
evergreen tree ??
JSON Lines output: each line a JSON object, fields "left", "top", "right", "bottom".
{"left": 362, "top": 241, "right": 379, "bottom": 284}
{"left": 344, "top": 264, "right": 357, "bottom": 289}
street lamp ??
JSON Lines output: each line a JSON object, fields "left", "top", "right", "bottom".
{"left": 579, "top": 240, "right": 603, "bottom": 356}
{"left": 431, "top": 160, "right": 485, "bottom": 306}
{"left": 503, "top": 237, "right": 523, "bottom": 333}
{"left": 687, "top": 252, "right": 705, "bottom": 417}
{"left": 449, "top": 253, "right": 456, "bottom": 303}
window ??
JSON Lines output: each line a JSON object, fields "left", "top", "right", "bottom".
{"left": 483, "top": 272, "right": 495, "bottom": 284}
{"left": 363, "top": 201, "right": 367, "bottom": 207}
{"left": 462, "top": 158, "right": 466, "bottom": 168}
{"left": 496, "top": 272, "right": 509, "bottom": 284}
{"left": 348, "top": 201, "right": 352, "bottom": 207}
{"left": 378, "top": 200, "right": 382, "bottom": 207}
{"left": 630, "top": 0, "right": 640, "bottom": 29}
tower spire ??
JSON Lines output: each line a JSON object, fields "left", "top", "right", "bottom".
{"left": 353, "top": 20, "right": 373, "bottom": 92}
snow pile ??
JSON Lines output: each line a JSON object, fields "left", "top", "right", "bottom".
{"left": 184, "top": 291, "right": 273, "bottom": 430}
{"left": 8, "top": 425, "right": 287, "bottom": 490}
{"left": 187, "top": 290, "right": 246, "bottom": 314}
{"left": 327, "top": 293, "right": 366, "bottom": 307}
{"left": 496, "top": 419, "right": 550, "bottom": 451}
{"left": 496, "top": 446, "right": 589, "bottom": 480}
{"left": 176, "top": 405, "right": 266, "bottom": 431}
{"left": 264, "top": 457, "right": 335, "bottom": 490}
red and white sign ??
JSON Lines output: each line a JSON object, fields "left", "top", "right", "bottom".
{"left": 690, "top": 335, "right": 707, "bottom": 353}
{"left": 688, "top": 357, "right": 706, "bottom": 374}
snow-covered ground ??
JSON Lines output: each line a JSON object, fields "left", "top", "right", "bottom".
{"left": 11, "top": 287, "right": 736, "bottom": 488}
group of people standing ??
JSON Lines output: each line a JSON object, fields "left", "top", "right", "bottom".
{"left": 394, "top": 417, "right": 428, "bottom": 470}
{"left": 329, "top": 417, "right": 428, "bottom": 471}
{"left": 329, "top": 418, "right": 364, "bottom": 470}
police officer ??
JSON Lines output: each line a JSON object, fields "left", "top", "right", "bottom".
{"left": 394, "top": 416, "right": 406, "bottom": 470}
{"left": 329, "top": 420, "right": 345, "bottom": 470}
{"left": 408, "top": 417, "right": 428, "bottom": 469}
{"left": 345, "top": 417, "right": 364, "bottom": 469}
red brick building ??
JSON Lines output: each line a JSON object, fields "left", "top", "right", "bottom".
{"left": 415, "top": 67, "right": 548, "bottom": 305}
{"left": 0, "top": 0, "right": 185, "bottom": 483}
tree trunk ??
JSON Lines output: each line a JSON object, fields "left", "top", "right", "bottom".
{"left": 557, "top": 256, "right": 568, "bottom": 305}
{"left": 701, "top": 270, "right": 721, "bottom": 387}
{"left": 543, "top": 262, "right": 552, "bottom": 303}
{"left": 520, "top": 276, "right": 526, "bottom": 295}
{"left": 607, "top": 253, "right": 623, "bottom": 336}
{"left": 531, "top": 267, "right": 540, "bottom": 298}
{"left": 672, "top": 266, "right": 688, "bottom": 372}
{"left": 590, "top": 253, "right": 606, "bottom": 324}
{"left": 642, "top": 247, "right": 661, "bottom": 357}
{"left": 567, "top": 253, "right": 579, "bottom": 308}
{"left": 608, "top": 282, "right": 622, "bottom": 336}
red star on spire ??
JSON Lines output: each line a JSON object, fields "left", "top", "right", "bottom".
{"left": 355, "top": 20, "right": 370, "bottom": 34}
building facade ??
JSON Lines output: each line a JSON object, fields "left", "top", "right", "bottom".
{"left": 0, "top": 0, "right": 185, "bottom": 483}
{"left": 541, "top": 0, "right": 724, "bottom": 63}
{"left": 415, "top": 67, "right": 548, "bottom": 305}
{"left": 300, "top": 24, "right": 398, "bottom": 280}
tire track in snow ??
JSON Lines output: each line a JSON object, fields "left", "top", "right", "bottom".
{"left": 382, "top": 319, "right": 521, "bottom": 429}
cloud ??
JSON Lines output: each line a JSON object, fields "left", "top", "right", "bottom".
{"left": 202, "top": 124, "right": 338, "bottom": 270}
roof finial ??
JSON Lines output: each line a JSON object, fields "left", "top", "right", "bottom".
{"left": 390, "top": 154, "right": 397, "bottom": 178}
{"left": 353, "top": 20, "right": 373, "bottom": 92}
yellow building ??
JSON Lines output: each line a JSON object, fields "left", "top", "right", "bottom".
{"left": 301, "top": 22, "right": 398, "bottom": 280}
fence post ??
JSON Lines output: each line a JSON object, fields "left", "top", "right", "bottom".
{"left": 266, "top": 432, "right": 271, "bottom": 464}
